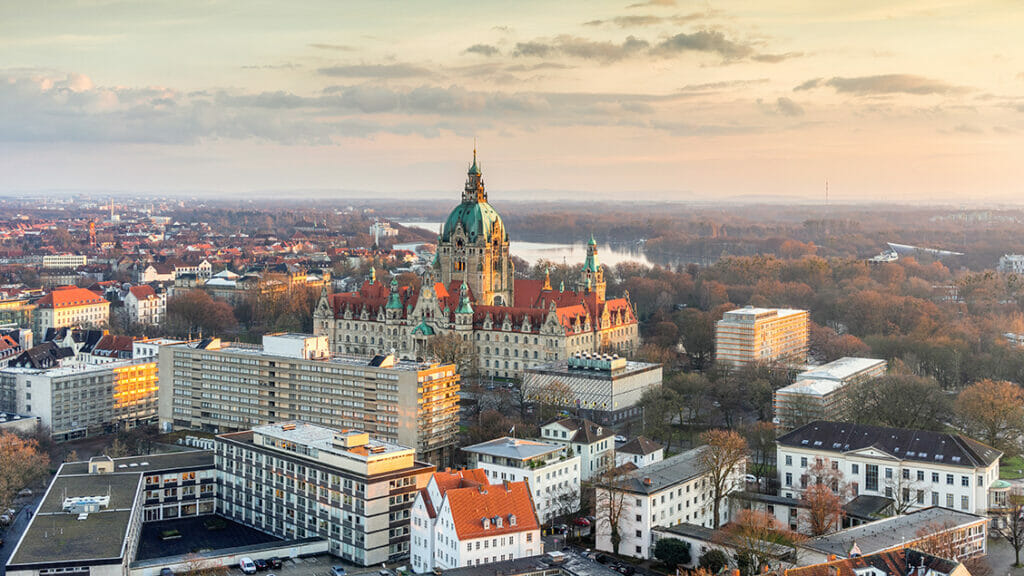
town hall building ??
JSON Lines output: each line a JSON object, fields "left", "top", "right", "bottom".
{"left": 314, "top": 151, "right": 639, "bottom": 379}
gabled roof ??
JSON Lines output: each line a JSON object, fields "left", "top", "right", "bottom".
{"left": 443, "top": 481, "right": 540, "bottom": 540}
{"left": 12, "top": 342, "right": 74, "bottom": 369}
{"left": 617, "top": 436, "right": 664, "bottom": 456}
{"left": 36, "top": 286, "right": 108, "bottom": 309}
{"left": 778, "top": 420, "right": 1001, "bottom": 468}
{"left": 546, "top": 417, "right": 614, "bottom": 444}
{"left": 785, "top": 548, "right": 961, "bottom": 576}
{"left": 128, "top": 285, "right": 157, "bottom": 300}
{"left": 92, "top": 334, "right": 135, "bottom": 358}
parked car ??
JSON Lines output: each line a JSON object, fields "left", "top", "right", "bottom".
{"left": 253, "top": 559, "right": 268, "bottom": 571}
{"left": 744, "top": 474, "right": 758, "bottom": 484}
{"left": 330, "top": 566, "right": 347, "bottom": 576}
{"left": 596, "top": 554, "right": 613, "bottom": 565}
{"left": 573, "top": 517, "right": 591, "bottom": 527}
{"left": 267, "top": 558, "right": 282, "bottom": 569}
{"left": 552, "top": 523, "right": 568, "bottom": 534}
{"left": 614, "top": 435, "right": 627, "bottom": 443}
{"left": 239, "top": 558, "right": 257, "bottom": 574}
{"left": 17, "top": 488, "right": 32, "bottom": 497}
{"left": 159, "top": 568, "right": 174, "bottom": 576}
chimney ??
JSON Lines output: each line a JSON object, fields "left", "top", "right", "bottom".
{"left": 643, "top": 477, "right": 652, "bottom": 486}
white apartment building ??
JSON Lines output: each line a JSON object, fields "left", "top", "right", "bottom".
{"left": 998, "top": 254, "right": 1024, "bottom": 274}
{"left": 594, "top": 446, "right": 745, "bottom": 560}
{"left": 615, "top": 436, "right": 664, "bottom": 469}
{"left": 462, "top": 437, "right": 581, "bottom": 524}
{"left": 715, "top": 307, "right": 809, "bottom": 367}
{"left": 539, "top": 418, "right": 615, "bottom": 481}
{"left": 158, "top": 333, "right": 461, "bottom": 467}
{"left": 776, "top": 421, "right": 1002, "bottom": 517}
{"left": 42, "top": 254, "right": 87, "bottom": 269}
{"left": 216, "top": 421, "right": 435, "bottom": 566}
{"left": 124, "top": 285, "right": 166, "bottom": 326}
{"left": 34, "top": 286, "right": 110, "bottom": 336}
{"left": 773, "top": 357, "right": 887, "bottom": 430}
{"left": 410, "top": 469, "right": 541, "bottom": 573}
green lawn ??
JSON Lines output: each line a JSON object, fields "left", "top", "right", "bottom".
{"left": 1000, "top": 455, "right": 1024, "bottom": 480}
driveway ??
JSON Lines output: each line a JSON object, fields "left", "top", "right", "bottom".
{"left": 0, "top": 493, "right": 45, "bottom": 575}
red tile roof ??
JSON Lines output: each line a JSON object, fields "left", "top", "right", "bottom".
{"left": 443, "top": 481, "right": 540, "bottom": 540}
{"left": 36, "top": 286, "right": 108, "bottom": 309}
{"left": 419, "top": 468, "right": 490, "bottom": 519}
{"left": 128, "top": 285, "right": 158, "bottom": 300}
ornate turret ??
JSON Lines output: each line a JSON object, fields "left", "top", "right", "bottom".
{"left": 456, "top": 282, "right": 474, "bottom": 321}
{"left": 578, "top": 234, "right": 606, "bottom": 301}
{"left": 386, "top": 278, "right": 403, "bottom": 313}
{"left": 463, "top": 147, "right": 486, "bottom": 203}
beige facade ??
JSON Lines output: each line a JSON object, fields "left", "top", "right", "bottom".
{"left": 715, "top": 307, "right": 809, "bottom": 367}
{"left": 158, "top": 334, "right": 460, "bottom": 466}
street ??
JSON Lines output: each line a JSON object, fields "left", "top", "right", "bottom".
{"left": 0, "top": 492, "right": 44, "bottom": 575}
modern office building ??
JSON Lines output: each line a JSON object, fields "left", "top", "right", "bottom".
{"left": 773, "top": 357, "right": 887, "bottom": 430}
{"left": 776, "top": 421, "right": 1002, "bottom": 516}
{"left": 42, "top": 254, "right": 88, "bottom": 269}
{"left": 462, "top": 437, "right": 581, "bottom": 524}
{"left": 216, "top": 421, "right": 435, "bottom": 566}
{"left": 410, "top": 468, "right": 541, "bottom": 573}
{"left": 714, "top": 307, "right": 809, "bottom": 367}
{"left": 522, "top": 354, "right": 662, "bottom": 424}
{"left": 158, "top": 333, "right": 460, "bottom": 466}
{"left": 0, "top": 358, "right": 160, "bottom": 440}
{"left": 34, "top": 286, "right": 110, "bottom": 336}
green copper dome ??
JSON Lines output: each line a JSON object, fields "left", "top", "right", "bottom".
{"left": 441, "top": 201, "right": 507, "bottom": 243}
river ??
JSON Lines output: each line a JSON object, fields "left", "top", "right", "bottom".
{"left": 396, "top": 221, "right": 655, "bottom": 268}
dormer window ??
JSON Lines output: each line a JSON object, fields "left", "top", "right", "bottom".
{"left": 494, "top": 516, "right": 503, "bottom": 528}
{"left": 509, "top": 514, "right": 517, "bottom": 526}
{"left": 482, "top": 517, "right": 490, "bottom": 529}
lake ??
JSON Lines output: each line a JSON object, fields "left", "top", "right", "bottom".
{"left": 396, "top": 221, "right": 655, "bottom": 268}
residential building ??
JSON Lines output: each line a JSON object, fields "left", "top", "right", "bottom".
{"left": 0, "top": 333, "right": 23, "bottom": 368}
{"left": 785, "top": 548, "right": 970, "bottom": 576}
{"left": 158, "top": 333, "right": 460, "bottom": 466}
{"left": 0, "top": 358, "right": 159, "bottom": 440}
{"left": 216, "top": 421, "right": 435, "bottom": 566}
{"left": 0, "top": 297, "right": 35, "bottom": 331}
{"left": 0, "top": 410, "right": 39, "bottom": 434}
{"left": 315, "top": 153, "right": 639, "bottom": 380}
{"left": 998, "top": 254, "right": 1024, "bottom": 274}
{"left": 729, "top": 491, "right": 892, "bottom": 534}
{"left": 522, "top": 354, "right": 662, "bottom": 424}
{"left": 796, "top": 507, "right": 988, "bottom": 564}
{"left": 714, "top": 307, "right": 809, "bottom": 367}
{"left": 34, "top": 285, "right": 110, "bottom": 336}
{"left": 773, "top": 357, "right": 887, "bottom": 430}
{"left": 124, "top": 284, "right": 166, "bottom": 326}
{"left": 540, "top": 418, "right": 615, "bottom": 481}
{"left": 5, "top": 451, "right": 216, "bottom": 576}
{"left": 42, "top": 254, "right": 88, "bottom": 269}
{"left": 462, "top": 437, "right": 581, "bottom": 524}
{"left": 651, "top": 522, "right": 796, "bottom": 571}
{"left": 615, "top": 437, "right": 664, "bottom": 469}
{"left": 594, "top": 446, "right": 745, "bottom": 560}
{"left": 776, "top": 421, "right": 1001, "bottom": 516}
{"left": 410, "top": 468, "right": 541, "bottom": 573}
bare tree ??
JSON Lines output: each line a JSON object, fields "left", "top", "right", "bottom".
{"left": 716, "top": 509, "right": 802, "bottom": 574}
{"left": 884, "top": 472, "right": 928, "bottom": 515}
{"left": 180, "top": 553, "right": 230, "bottom": 576}
{"left": 699, "top": 429, "right": 748, "bottom": 529}
{"left": 427, "top": 333, "right": 478, "bottom": 377}
{"left": 799, "top": 485, "right": 844, "bottom": 536}
{"left": 594, "top": 471, "right": 633, "bottom": 555}
{"left": 914, "top": 520, "right": 992, "bottom": 576}
{"left": 998, "top": 496, "right": 1024, "bottom": 568}
{"left": 0, "top": 430, "right": 50, "bottom": 512}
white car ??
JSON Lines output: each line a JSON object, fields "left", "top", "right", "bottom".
{"left": 239, "top": 558, "right": 257, "bottom": 574}
{"left": 614, "top": 435, "right": 627, "bottom": 443}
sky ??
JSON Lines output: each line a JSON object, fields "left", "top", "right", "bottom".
{"left": 1, "top": 1, "right": 1023, "bottom": 204}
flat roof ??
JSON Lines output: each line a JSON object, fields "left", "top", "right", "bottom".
{"left": 775, "top": 378, "right": 846, "bottom": 398}
{"left": 800, "top": 507, "right": 986, "bottom": 558}
{"left": 252, "top": 421, "right": 412, "bottom": 459}
{"left": 171, "top": 341, "right": 443, "bottom": 372}
{"left": 524, "top": 359, "right": 661, "bottom": 380}
{"left": 10, "top": 472, "right": 142, "bottom": 566}
{"left": 796, "top": 357, "right": 886, "bottom": 382}
{"left": 2, "top": 358, "right": 154, "bottom": 377}
{"left": 721, "top": 307, "right": 806, "bottom": 319}
{"left": 462, "top": 437, "right": 564, "bottom": 461}
{"left": 61, "top": 450, "right": 214, "bottom": 475}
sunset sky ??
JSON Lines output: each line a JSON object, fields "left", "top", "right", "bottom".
{"left": 1, "top": 1, "right": 1022, "bottom": 203}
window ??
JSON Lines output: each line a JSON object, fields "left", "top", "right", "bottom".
{"left": 635, "top": 515, "right": 642, "bottom": 522}
{"left": 885, "top": 468, "right": 893, "bottom": 480}
{"left": 785, "top": 473, "right": 792, "bottom": 487}
{"left": 635, "top": 530, "right": 642, "bottom": 537}
{"left": 946, "top": 494, "right": 954, "bottom": 508}
{"left": 961, "top": 476, "right": 969, "bottom": 487}
{"left": 961, "top": 496, "right": 969, "bottom": 510}
{"left": 785, "top": 455, "right": 792, "bottom": 466}
{"left": 902, "top": 469, "right": 909, "bottom": 480}
{"left": 932, "top": 472, "right": 939, "bottom": 483}
{"left": 800, "top": 457, "right": 807, "bottom": 468}
{"left": 851, "top": 464, "right": 859, "bottom": 475}
{"left": 916, "top": 490, "right": 924, "bottom": 504}
{"left": 865, "top": 465, "right": 879, "bottom": 491}
{"left": 917, "top": 470, "right": 924, "bottom": 482}
{"left": 932, "top": 492, "right": 939, "bottom": 506}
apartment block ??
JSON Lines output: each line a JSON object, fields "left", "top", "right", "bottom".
{"left": 216, "top": 421, "right": 435, "bottom": 566}
{"left": 714, "top": 307, "right": 809, "bottom": 367}
{"left": 539, "top": 418, "right": 615, "bottom": 481}
{"left": 42, "top": 254, "right": 88, "bottom": 269}
{"left": 158, "top": 333, "right": 460, "bottom": 466}
{"left": 773, "top": 357, "right": 887, "bottom": 430}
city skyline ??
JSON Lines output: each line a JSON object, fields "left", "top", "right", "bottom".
{"left": 1, "top": 1, "right": 1022, "bottom": 203}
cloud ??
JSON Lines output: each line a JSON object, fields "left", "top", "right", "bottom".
{"left": 612, "top": 15, "right": 665, "bottom": 27}
{"left": 308, "top": 43, "right": 354, "bottom": 51}
{"left": 680, "top": 79, "right": 770, "bottom": 93}
{"left": 774, "top": 97, "right": 804, "bottom": 116}
{"left": 464, "top": 44, "right": 500, "bottom": 57}
{"left": 317, "top": 63, "right": 432, "bottom": 78}
{"left": 626, "top": 0, "right": 675, "bottom": 8}
{"left": 514, "top": 36, "right": 649, "bottom": 63}
{"left": 953, "top": 123, "right": 983, "bottom": 134}
{"left": 752, "top": 52, "right": 803, "bottom": 63}
{"left": 583, "top": 19, "right": 604, "bottom": 27}
{"left": 241, "top": 63, "right": 300, "bottom": 70}
{"left": 796, "top": 74, "right": 968, "bottom": 95}
{"left": 652, "top": 30, "right": 754, "bottom": 60}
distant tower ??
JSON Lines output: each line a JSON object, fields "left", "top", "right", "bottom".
{"left": 578, "top": 234, "right": 606, "bottom": 301}
{"left": 89, "top": 221, "right": 96, "bottom": 247}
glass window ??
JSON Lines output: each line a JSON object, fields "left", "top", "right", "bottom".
{"left": 865, "top": 465, "right": 878, "bottom": 492}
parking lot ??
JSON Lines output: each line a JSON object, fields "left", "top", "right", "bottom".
{"left": 223, "top": 554, "right": 402, "bottom": 576}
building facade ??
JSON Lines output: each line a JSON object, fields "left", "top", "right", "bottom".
{"left": 714, "top": 307, "right": 809, "bottom": 367}
{"left": 0, "top": 358, "right": 159, "bottom": 440}
{"left": 522, "top": 354, "right": 662, "bottom": 424}
{"left": 614, "top": 437, "right": 664, "bottom": 469}
{"left": 42, "top": 254, "right": 88, "bottom": 269}
{"left": 124, "top": 285, "right": 166, "bottom": 326}
{"left": 315, "top": 152, "right": 639, "bottom": 380}
{"left": 34, "top": 286, "right": 110, "bottom": 336}
{"left": 776, "top": 421, "right": 1002, "bottom": 517}
{"left": 462, "top": 437, "right": 581, "bottom": 524}
{"left": 594, "top": 446, "right": 745, "bottom": 560}
{"left": 539, "top": 418, "right": 615, "bottom": 481}
{"left": 158, "top": 334, "right": 460, "bottom": 466}
{"left": 773, "top": 357, "right": 887, "bottom": 430}
{"left": 216, "top": 421, "right": 435, "bottom": 566}
{"left": 410, "top": 468, "right": 541, "bottom": 573}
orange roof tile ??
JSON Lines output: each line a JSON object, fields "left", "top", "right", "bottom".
{"left": 36, "top": 286, "right": 108, "bottom": 309}
{"left": 443, "top": 481, "right": 540, "bottom": 540}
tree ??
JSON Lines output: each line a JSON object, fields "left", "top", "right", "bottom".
{"left": 799, "top": 485, "right": 844, "bottom": 536}
{"left": 181, "top": 553, "right": 230, "bottom": 576}
{"left": 742, "top": 421, "right": 777, "bottom": 491}
{"left": 1000, "top": 497, "right": 1024, "bottom": 567}
{"left": 107, "top": 437, "right": 130, "bottom": 458}
{"left": 698, "top": 549, "right": 729, "bottom": 574}
{"left": 914, "top": 520, "right": 992, "bottom": 576}
{"left": 427, "top": 332, "right": 478, "bottom": 378}
{"left": 594, "top": 471, "right": 632, "bottom": 556}
{"left": 884, "top": 472, "right": 928, "bottom": 515}
{"left": 166, "top": 289, "right": 237, "bottom": 338}
{"left": 845, "top": 374, "right": 949, "bottom": 431}
{"left": 699, "top": 429, "right": 748, "bottom": 528}
{"left": 638, "top": 386, "right": 680, "bottom": 451}
{"left": 0, "top": 431, "right": 50, "bottom": 512}
{"left": 64, "top": 450, "right": 80, "bottom": 463}
{"left": 717, "top": 510, "right": 802, "bottom": 575}
{"left": 955, "top": 379, "right": 1024, "bottom": 454}
{"left": 653, "top": 538, "right": 691, "bottom": 568}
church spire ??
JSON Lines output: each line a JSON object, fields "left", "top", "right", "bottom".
{"left": 463, "top": 146, "right": 486, "bottom": 203}
{"left": 543, "top": 266, "right": 552, "bottom": 291}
